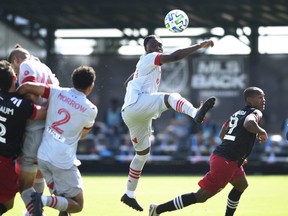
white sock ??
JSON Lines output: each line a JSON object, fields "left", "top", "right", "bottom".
{"left": 126, "top": 154, "right": 149, "bottom": 197}
{"left": 21, "top": 187, "right": 36, "bottom": 214}
{"left": 168, "top": 93, "right": 197, "bottom": 118}
{"left": 41, "top": 195, "right": 68, "bottom": 211}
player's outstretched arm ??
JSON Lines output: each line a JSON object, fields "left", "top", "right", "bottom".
{"left": 16, "top": 82, "right": 46, "bottom": 97}
{"left": 244, "top": 113, "right": 268, "bottom": 143}
{"left": 160, "top": 40, "right": 214, "bottom": 64}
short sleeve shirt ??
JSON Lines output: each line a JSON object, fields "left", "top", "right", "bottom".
{"left": 38, "top": 86, "right": 98, "bottom": 169}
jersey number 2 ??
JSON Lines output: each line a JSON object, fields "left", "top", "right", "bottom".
{"left": 51, "top": 108, "right": 70, "bottom": 134}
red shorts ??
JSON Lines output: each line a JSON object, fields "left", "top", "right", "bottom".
{"left": 198, "top": 153, "right": 246, "bottom": 195}
{"left": 0, "top": 156, "right": 19, "bottom": 203}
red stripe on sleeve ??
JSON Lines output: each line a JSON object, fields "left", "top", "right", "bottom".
{"left": 42, "top": 85, "right": 50, "bottom": 99}
{"left": 154, "top": 53, "right": 162, "bottom": 66}
{"left": 22, "top": 76, "right": 36, "bottom": 83}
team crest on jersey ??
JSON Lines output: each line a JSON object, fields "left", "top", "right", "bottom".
{"left": 24, "top": 70, "right": 29, "bottom": 76}
{"left": 10, "top": 97, "right": 23, "bottom": 107}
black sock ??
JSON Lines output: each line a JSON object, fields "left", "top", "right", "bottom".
{"left": 0, "top": 204, "right": 7, "bottom": 214}
{"left": 156, "top": 192, "right": 197, "bottom": 214}
{"left": 225, "top": 188, "right": 243, "bottom": 216}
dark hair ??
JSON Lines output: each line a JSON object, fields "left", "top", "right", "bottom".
{"left": 243, "top": 87, "right": 263, "bottom": 101}
{"left": 0, "top": 60, "right": 14, "bottom": 92}
{"left": 143, "top": 35, "right": 161, "bottom": 51}
{"left": 72, "top": 65, "right": 96, "bottom": 90}
{"left": 7, "top": 44, "right": 29, "bottom": 63}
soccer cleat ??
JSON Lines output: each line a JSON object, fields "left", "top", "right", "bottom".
{"left": 22, "top": 210, "right": 46, "bottom": 216}
{"left": 121, "top": 193, "right": 143, "bottom": 211}
{"left": 31, "top": 192, "right": 43, "bottom": 216}
{"left": 149, "top": 204, "right": 159, "bottom": 216}
{"left": 194, "top": 96, "right": 216, "bottom": 124}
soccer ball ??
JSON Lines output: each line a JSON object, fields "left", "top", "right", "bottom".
{"left": 164, "top": 9, "right": 189, "bottom": 33}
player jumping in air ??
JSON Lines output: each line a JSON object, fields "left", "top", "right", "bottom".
{"left": 121, "top": 35, "right": 215, "bottom": 211}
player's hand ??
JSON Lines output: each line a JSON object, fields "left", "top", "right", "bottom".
{"left": 256, "top": 130, "right": 268, "bottom": 143}
{"left": 199, "top": 40, "right": 214, "bottom": 48}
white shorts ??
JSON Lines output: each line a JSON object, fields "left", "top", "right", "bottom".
{"left": 38, "top": 159, "right": 83, "bottom": 198}
{"left": 17, "top": 128, "right": 44, "bottom": 173}
{"left": 121, "top": 92, "right": 168, "bottom": 151}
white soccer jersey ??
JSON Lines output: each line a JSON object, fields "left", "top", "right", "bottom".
{"left": 122, "top": 52, "right": 162, "bottom": 110}
{"left": 38, "top": 86, "right": 98, "bottom": 169}
{"left": 18, "top": 59, "right": 58, "bottom": 131}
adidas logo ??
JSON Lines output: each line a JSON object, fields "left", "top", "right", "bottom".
{"left": 11, "top": 97, "right": 23, "bottom": 107}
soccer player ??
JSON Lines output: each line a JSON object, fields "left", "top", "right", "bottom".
{"left": 17, "top": 65, "right": 98, "bottom": 216}
{"left": 149, "top": 86, "right": 268, "bottom": 216}
{"left": 8, "top": 44, "right": 59, "bottom": 215}
{"left": 0, "top": 60, "right": 46, "bottom": 215}
{"left": 120, "top": 35, "right": 216, "bottom": 211}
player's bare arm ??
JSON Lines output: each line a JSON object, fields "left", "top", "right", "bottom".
{"left": 244, "top": 113, "right": 268, "bottom": 142}
{"left": 219, "top": 121, "right": 229, "bottom": 141}
{"left": 16, "top": 82, "right": 46, "bottom": 97}
{"left": 160, "top": 40, "right": 214, "bottom": 64}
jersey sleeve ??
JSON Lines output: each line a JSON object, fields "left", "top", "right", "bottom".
{"left": 252, "top": 109, "right": 263, "bottom": 123}
{"left": 138, "top": 52, "right": 162, "bottom": 75}
{"left": 154, "top": 53, "right": 162, "bottom": 66}
{"left": 84, "top": 106, "right": 98, "bottom": 129}
{"left": 42, "top": 85, "right": 51, "bottom": 99}
{"left": 18, "top": 62, "right": 37, "bottom": 84}
{"left": 144, "top": 52, "right": 162, "bottom": 66}
{"left": 19, "top": 98, "right": 37, "bottom": 119}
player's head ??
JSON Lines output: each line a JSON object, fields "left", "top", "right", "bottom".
{"left": 143, "top": 35, "right": 163, "bottom": 53}
{"left": 72, "top": 65, "right": 96, "bottom": 95}
{"left": 7, "top": 44, "right": 30, "bottom": 75}
{"left": 0, "top": 60, "right": 17, "bottom": 92}
{"left": 244, "top": 86, "right": 265, "bottom": 111}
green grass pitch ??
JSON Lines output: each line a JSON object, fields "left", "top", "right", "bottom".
{"left": 6, "top": 174, "right": 288, "bottom": 216}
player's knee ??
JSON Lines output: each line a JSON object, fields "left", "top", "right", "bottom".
{"left": 242, "top": 182, "right": 249, "bottom": 191}
{"left": 196, "top": 195, "right": 209, "bottom": 203}
{"left": 235, "top": 181, "right": 249, "bottom": 192}
{"left": 194, "top": 189, "right": 212, "bottom": 203}
{"left": 71, "top": 200, "right": 84, "bottom": 213}
{"left": 75, "top": 204, "right": 83, "bottom": 212}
